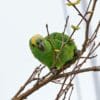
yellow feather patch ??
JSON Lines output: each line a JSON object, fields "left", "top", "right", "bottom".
{"left": 54, "top": 49, "right": 60, "bottom": 53}
{"left": 31, "top": 34, "right": 43, "bottom": 45}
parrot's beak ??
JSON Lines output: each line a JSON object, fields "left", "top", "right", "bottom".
{"left": 38, "top": 42, "right": 45, "bottom": 51}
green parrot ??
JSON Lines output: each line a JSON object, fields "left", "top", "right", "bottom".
{"left": 29, "top": 32, "right": 77, "bottom": 72}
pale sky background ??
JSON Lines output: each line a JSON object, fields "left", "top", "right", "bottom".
{"left": 0, "top": 0, "right": 100, "bottom": 100}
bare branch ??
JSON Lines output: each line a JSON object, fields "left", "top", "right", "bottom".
{"left": 68, "top": 85, "right": 74, "bottom": 100}
{"left": 67, "top": 0, "right": 87, "bottom": 21}
{"left": 12, "top": 64, "right": 42, "bottom": 100}
{"left": 55, "top": 75, "right": 68, "bottom": 100}
{"left": 56, "top": 66, "right": 100, "bottom": 79}
{"left": 46, "top": 24, "right": 50, "bottom": 36}
{"left": 89, "top": 21, "right": 100, "bottom": 43}
{"left": 82, "top": 0, "right": 98, "bottom": 54}
{"left": 63, "top": 16, "right": 69, "bottom": 34}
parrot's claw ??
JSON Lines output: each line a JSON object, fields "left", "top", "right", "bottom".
{"left": 74, "top": 50, "right": 81, "bottom": 57}
{"left": 50, "top": 67, "right": 58, "bottom": 75}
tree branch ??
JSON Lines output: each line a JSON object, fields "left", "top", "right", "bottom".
{"left": 55, "top": 66, "right": 100, "bottom": 79}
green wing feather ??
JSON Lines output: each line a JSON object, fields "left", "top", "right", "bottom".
{"left": 45, "top": 32, "right": 77, "bottom": 69}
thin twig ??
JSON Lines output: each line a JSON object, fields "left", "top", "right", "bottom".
{"left": 55, "top": 66, "right": 100, "bottom": 79}
{"left": 63, "top": 16, "right": 69, "bottom": 34}
{"left": 89, "top": 21, "right": 100, "bottom": 42}
{"left": 80, "top": 55, "right": 97, "bottom": 59}
{"left": 55, "top": 75, "right": 68, "bottom": 100}
{"left": 12, "top": 64, "right": 41, "bottom": 100}
{"left": 82, "top": 0, "right": 98, "bottom": 54}
{"left": 68, "top": 85, "right": 74, "bottom": 100}
{"left": 67, "top": 0, "right": 87, "bottom": 21}
{"left": 46, "top": 24, "right": 50, "bottom": 36}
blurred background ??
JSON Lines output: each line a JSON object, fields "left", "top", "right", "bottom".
{"left": 0, "top": 0, "right": 100, "bottom": 100}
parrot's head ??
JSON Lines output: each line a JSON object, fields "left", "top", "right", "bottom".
{"left": 30, "top": 34, "right": 45, "bottom": 51}
{"left": 29, "top": 34, "right": 53, "bottom": 68}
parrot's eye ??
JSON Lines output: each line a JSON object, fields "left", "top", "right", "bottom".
{"left": 36, "top": 39, "right": 42, "bottom": 45}
{"left": 36, "top": 40, "right": 40, "bottom": 45}
{"left": 36, "top": 39, "right": 45, "bottom": 51}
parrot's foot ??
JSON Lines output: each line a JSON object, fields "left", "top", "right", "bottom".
{"left": 50, "top": 67, "right": 58, "bottom": 75}
{"left": 75, "top": 50, "right": 81, "bottom": 57}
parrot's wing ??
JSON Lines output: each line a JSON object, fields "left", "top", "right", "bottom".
{"left": 45, "top": 32, "right": 69, "bottom": 42}
{"left": 45, "top": 32, "right": 77, "bottom": 50}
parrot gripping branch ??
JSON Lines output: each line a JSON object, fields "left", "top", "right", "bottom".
{"left": 12, "top": 0, "right": 100, "bottom": 100}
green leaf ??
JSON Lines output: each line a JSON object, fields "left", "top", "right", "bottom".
{"left": 71, "top": 25, "right": 80, "bottom": 30}
{"left": 66, "top": 0, "right": 80, "bottom": 6}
